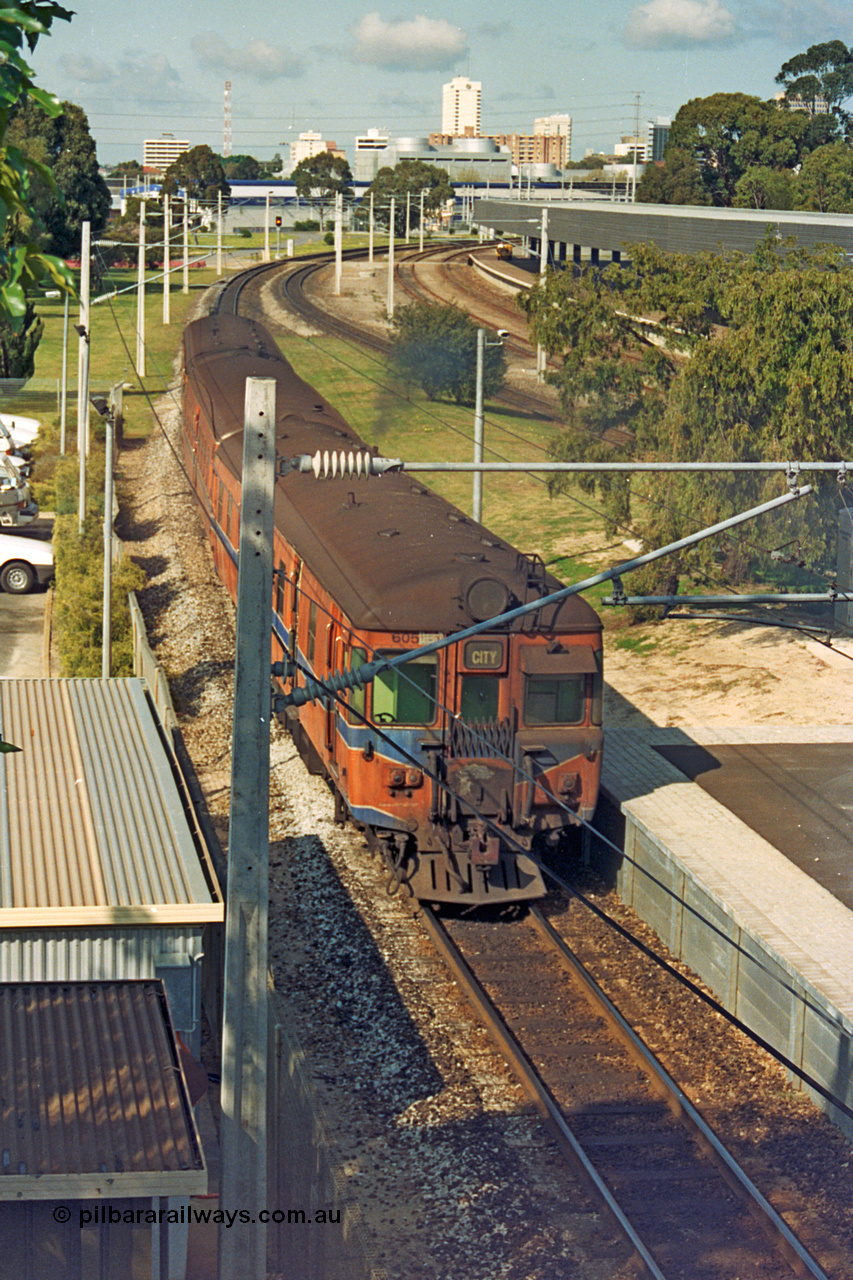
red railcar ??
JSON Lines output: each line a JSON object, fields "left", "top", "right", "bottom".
{"left": 182, "top": 313, "right": 603, "bottom": 904}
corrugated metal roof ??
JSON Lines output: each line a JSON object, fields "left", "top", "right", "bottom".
{"left": 0, "top": 680, "right": 222, "bottom": 925}
{"left": 473, "top": 198, "right": 853, "bottom": 257}
{"left": 0, "top": 980, "right": 206, "bottom": 1198}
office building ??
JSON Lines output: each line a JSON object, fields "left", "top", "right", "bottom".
{"left": 442, "top": 76, "right": 481, "bottom": 137}
{"left": 142, "top": 135, "right": 189, "bottom": 174}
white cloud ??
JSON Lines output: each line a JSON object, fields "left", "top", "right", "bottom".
{"left": 352, "top": 11, "right": 468, "bottom": 71}
{"left": 192, "top": 32, "right": 305, "bottom": 81}
{"left": 60, "top": 54, "right": 114, "bottom": 84}
{"left": 625, "top": 0, "right": 738, "bottom": 48}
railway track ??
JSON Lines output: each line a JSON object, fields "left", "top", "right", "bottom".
{"left": 243, "top": 244, "right": 569, "bottom": 426}
{"left": 421, "top": 899, "right": 832, "bottom": 1280}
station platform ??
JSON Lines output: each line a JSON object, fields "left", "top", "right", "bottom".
{"left": 593, "top": 724, "right": 853, "bottom": 1138}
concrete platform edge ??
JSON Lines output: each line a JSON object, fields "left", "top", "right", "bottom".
{"left": 594, "top": 724, "right": 853, "bottom": 1141}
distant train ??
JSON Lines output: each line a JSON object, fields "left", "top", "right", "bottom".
{"left": 181, "top": 313, "right": 603, "bottom": 905}
{"left": 495, "top": 242, "right": 514, "bottom": 260}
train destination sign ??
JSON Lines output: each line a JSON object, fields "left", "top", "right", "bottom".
{"left": 463, "top": 640, "right": 505, "bottom": 670}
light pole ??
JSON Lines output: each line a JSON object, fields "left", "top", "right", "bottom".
{"left": 74, "top": 323, "right": 89, "bottom": 537}
{"left": 91, "top": 396, "right": 115, "bottom": 678}
{"left": 472, "top": 327, "right": 505, "bottom": 524}
{"left": 536, "top": 205, "right": 548, "bottom": 382}
{"left": 386, "top": 196, "right": 396, "bottom": 319}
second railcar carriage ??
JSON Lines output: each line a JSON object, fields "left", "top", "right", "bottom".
{"left": 182, "top": 313, "right": 603, "bottom": 904}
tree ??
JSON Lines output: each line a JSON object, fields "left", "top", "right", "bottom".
{"left": 0, "top": 296, "right": 41, "bottom": 377}
{"left": 162, "top": 144, "right": 230, "bottom": 208}
{"left": 7, "top": 97, "right": 111, "bottom": 256}
{"left": 521, "top": 237, "right": 853, "bottom": 589}
{"left": 645, "top": 92, "right": 837, "bottom": 206}
{"left": 291, "top": 151, "right": 352, "bottom": 229}
{"left": 390, "top": 302, "right": 506, "bottom": 404}
{"left": 792, "top": 141, "right": 853, "bottom": 212}
{"left": 776, "top": 40, "right": 853, "bottom": 123}
{"left": 733, "top": 165, "right": 794, "bottom": 210}
{"left": 636, "top": 149, "right": 711, "bottom": 205}
{"left": 365, "top": 159, "right": 453, "bottom": 235}
{"left": 222, "top": 153, "right": 261, "bottom": 181}
{"left": 110, "top": 159, "right": 143, "bottom": 180}
{"left": 0, "top": 2, "right": 75, "bottom": 328}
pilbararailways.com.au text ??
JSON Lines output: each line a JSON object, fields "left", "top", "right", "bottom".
{"left": 71, "top": 1206, "right": 340, "bottom": 1228}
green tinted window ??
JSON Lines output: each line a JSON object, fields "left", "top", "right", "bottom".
{"left": 524, "top": 676, "right": 583, "bottom": 726}
{"left": 460, "top": 675, "right": 499, "bottom": 721}
{"left": 307, "top": 599, "right": 318, "bottom": 664}
{"left": 373, "top": 653, "right": 438, "bottom": 725}
{"left": 348, "top": 648, "right": 368, "bottom": 721}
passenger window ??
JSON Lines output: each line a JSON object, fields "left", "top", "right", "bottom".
{"left": 373, "top": 652, "right": 437, "bottom": 725}
{"left": 348, "top": 647, "right": 368, "bottom": 721}
{"left": 524, "top": 676, "right": 583, "bottom": 726}
{"left": 306, "top": 599, "right": 318, "bottom": 665}
{"left": 460, "top": 675, "right": 499, "bottom": 722}
{"left": 274, "top": 562, "right": 285, "bottom": 617}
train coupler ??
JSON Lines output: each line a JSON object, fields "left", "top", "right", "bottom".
{"left": 469, "top": 819, "right": 501, "bottom": 867}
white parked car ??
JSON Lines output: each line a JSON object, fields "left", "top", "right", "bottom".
{"left": 0, "top": 532, "right": 53, "bottom": 593}
{"left": 0, "top": 413, "right": 39, "bottom": 446}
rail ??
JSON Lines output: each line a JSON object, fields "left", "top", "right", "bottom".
{"left": 420, "top": 902, "right": 832, "bottom": 1280}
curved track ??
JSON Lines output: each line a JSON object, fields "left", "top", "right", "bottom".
{"left": 261, "top": 244, "right": 568, "bottom": 425}
{"left": 422, "top": 900, "right": 831, "bottom": 1280}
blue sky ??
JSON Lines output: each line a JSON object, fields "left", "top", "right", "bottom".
{"left": 29, "top": 0, "right": 853, "bottom": 166}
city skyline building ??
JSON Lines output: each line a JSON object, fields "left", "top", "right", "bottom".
{"left": 142, "top": 134, "right": 189, "bottom": 174}
{"left": 286, "top": 130, "right": 345, "bottom": 173}
{"left": 442, "top": 76, "right": 481, "bottom": 137}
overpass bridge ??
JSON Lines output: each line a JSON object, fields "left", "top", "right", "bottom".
{"left": 473, "top": 196, "right": 853, "bottom": 265}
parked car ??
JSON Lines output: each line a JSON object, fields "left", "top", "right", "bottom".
{"left": 0, "top": 455, "right": 36, "bottom": 526}
{"left": 0, "top": 413, "right": 39, "bottom": 446}
{"left": 0, "top": 532, "right": 53, "bottom": 593}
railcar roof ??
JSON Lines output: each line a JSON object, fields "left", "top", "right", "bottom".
{"left": 184, "top": 315, "right": 601, "bottom": 636}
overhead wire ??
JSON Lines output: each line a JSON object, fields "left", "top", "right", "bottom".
{"left": 87, "top": 242, "right": 853, "bottom": 1112}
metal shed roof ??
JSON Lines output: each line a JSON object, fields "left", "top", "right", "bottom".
{"left": 473, "top": 197, "right": 853, "bottom": 257}
{"left": 0, "top": 680, "right": 222, "bottom": 927}
{"left": 0, "top": 980, "right": 206, "bottom": 1199}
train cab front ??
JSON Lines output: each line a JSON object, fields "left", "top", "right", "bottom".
{"left": 414, "top": 633, "right": 603, "bottom": 906}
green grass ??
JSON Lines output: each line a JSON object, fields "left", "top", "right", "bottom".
{"left": 21, "top": 250, "right": 627, "bottom": 618}
{"left": 262, "top": 328, "right": 615, "bottom": 581}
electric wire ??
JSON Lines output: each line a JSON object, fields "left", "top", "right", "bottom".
{"left": 91, "top": 245, "right": 853, "bottom": 1119}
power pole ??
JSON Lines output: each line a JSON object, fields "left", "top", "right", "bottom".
{"left": 334, "top": 191, "right": 343, "bottom": 294}
{"left": 368, "top": 190, "right": 374, "bottom": 265}
{"left": 386, "top": 196, "right": 395, "bottom": 319}
{"left": 76, "top": 221, "right": 91, "bottom": 536}
{"left": 218, "top": 377, "right": 276, "bottom": 1280}
{"left": 473, "top": 328, "right": 485, "bottom": 523}
{"left": 632, "top": 92, "right": 641, "bottom": 203}
{"left": 223, "top": 80, "right": 232, "bottom": 157}
{"left": 136, "top": 200, "right": 146, "bottom": 376}
{"left": 163, "top": 192, "right": 171, "bottom": 326}
{"left": 536, "top": 206, "right": 548, "bottom": 381}
{"left": 183, "top": 200, "right": 189, "bottom": 294}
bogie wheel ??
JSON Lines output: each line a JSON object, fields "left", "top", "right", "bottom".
{"left": 0, "top": 561, "right": 34, "bottom": 594}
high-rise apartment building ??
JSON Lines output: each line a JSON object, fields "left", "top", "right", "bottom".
{"left": 442, "top": 76, "right": 481, "bottom": 137}
{"left": 535, "top": 114, "right": 572, "bottom": 163}
{"left": 142, "top": 135, "right": 189, "bottom": 174}
{"left": 484, "top": 114, "right": 572, "bottom": 170}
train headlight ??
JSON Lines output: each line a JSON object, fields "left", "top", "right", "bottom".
{"left": 385, "top": 766, "right": 423, "bottom": 790}
{"left": 466, "top": 577, "right": 510, "bottom": 621}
